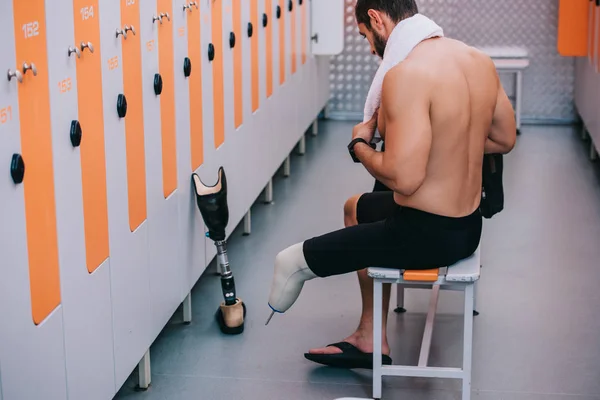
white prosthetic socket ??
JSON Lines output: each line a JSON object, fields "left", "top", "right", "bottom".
{"left": 266, "top": 242, "right": 317, "bottom": 324}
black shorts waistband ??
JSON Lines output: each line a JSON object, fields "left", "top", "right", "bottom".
{"left": 394, "top": 205, "right": 481, "bottom": 230}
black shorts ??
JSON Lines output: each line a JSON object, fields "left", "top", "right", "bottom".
{"left": 302, "top": 191, "right": 482, "bottom": 278}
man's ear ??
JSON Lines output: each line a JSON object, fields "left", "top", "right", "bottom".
{"left": 367, "top": 9, "right": 384, "bottom": 32}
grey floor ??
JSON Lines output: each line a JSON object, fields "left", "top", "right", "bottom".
{"left": 114, "top": 121, "right": 600, "bottom": 400}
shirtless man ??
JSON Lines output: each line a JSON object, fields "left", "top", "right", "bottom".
{"left": 266, "top": 0, "right": 516, "bottom": 368}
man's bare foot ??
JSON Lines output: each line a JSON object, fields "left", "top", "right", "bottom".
{"left": 307, "top": 328, "right": 390, "bottom": 356}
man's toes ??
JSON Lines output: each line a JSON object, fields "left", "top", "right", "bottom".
{"left": 307, "top": 346, "right": 343, "bottom": 355}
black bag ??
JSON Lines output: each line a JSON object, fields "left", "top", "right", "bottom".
{"left": 480, "top": 153, "right": 504, "bottom": 219}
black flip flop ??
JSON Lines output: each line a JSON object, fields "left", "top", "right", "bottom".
{"left": 304, "top": 341, "right": 392, "bottom": 370}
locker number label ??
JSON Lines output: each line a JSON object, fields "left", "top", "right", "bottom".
{"left": 80, "top": 6, "right": 95, "bottom": 20}
{"left": 58, "top": 78, "right": 72, "bottom": 94}
{"left": 22, "top": 21, "right": 40, "bottom": 39}
{"left": 0, "top": 106, "right": 12, "bottom": 125}
{"left": 178, "top": 27, "right": 185, "bottom": 37}
{"left": 146, "top": 40, "right": 155, "bottom": 52}
{"left": 108, "top": 56, "right": 119, "bottom": 70}
{"left": 125, "top": 0, "right": 135, "bottom": 5}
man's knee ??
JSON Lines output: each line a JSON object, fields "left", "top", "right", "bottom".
{"left": 344, "top": 194, "right": 363, "bottom": 227}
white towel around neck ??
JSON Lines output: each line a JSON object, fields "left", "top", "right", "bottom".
{"left": 363, "top": 14, "right": 444, "bottom": 123}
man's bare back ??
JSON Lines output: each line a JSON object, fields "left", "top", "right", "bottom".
{"left": 376, "top": 37, "right": 515, "bottom": 218}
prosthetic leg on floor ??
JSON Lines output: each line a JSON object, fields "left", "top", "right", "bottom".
{"left": 192, "top": 167, "right": 246, "bottom": 335}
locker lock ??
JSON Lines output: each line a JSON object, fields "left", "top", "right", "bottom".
{"left": 154, "top": 73, "right": 163, "bottom": 95}
{"left": 248, "top": 22, "right": 253, "bottom": 38}
{"left": 10, "top": 154, "right": 25, "bottom": 184}
{"left": 117, "top": 94, "right": 128, "bottom": 118}
{"left": 276, "top": 6, "right": 281, "bottom": 19}
{"left": 208, "top": 43, "right": 215, "bottom": 61}
{"left": 229, "top": 32, "right": 236, "bottom": 48}
{"left": 183, "top": 57, "right": 192, "bottom": 77}
{"left": 262, "top": 13, "right": 268, "bottom": 27}
{"left": 70, "top": 120, "right": 82, "bottom": 147}
{"left": 288, "top": 0, "right": 293, "bottom": 11}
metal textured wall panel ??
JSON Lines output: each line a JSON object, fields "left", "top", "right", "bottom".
{"left": 329, "top": 0, "right": 575, "bottom": 122}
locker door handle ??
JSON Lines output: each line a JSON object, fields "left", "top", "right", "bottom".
{"left": 154, "top": 73, "right": 163, "bottom": 95}
{"left": 229, "top": 32, "right": 236, "bottom": 48}
{"left": 117, "top": 94, "right": 128, "bottom": 118}
{"left": 262, "top": 13, "right": 268, "bottom": 27}
{"left": 7, "top": 69, "right": 23, "bottom": 83}
{"left": 10, "top": 154, "right": 25, "bottom": 184}
{"left": 299, "top": 0, "right": 302, "bottom": 4}
{"left": 70, "top": 120, "right": 82, "bottom": 147}
{"left": 288, "top": 0, "right": 293, "bottom": 12}
{"left": 248, "top": 22, "right": 253, "bottom": 38}
{"left": 276, "top": 5, "right": 281, "bottom": 19}
{"left": 208, "top": 43, "right": 215, "bottom": 61}
{"left": 183, "top": 57, "right": 192, "bottom": 77}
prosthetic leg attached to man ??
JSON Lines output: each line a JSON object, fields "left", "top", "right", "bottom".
{"left": 192, "top": 167, "right": 247, "bottom": 335}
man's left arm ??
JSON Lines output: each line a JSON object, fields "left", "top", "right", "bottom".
{"left": 354, "top": 65, "right": 433, "bottom": 196}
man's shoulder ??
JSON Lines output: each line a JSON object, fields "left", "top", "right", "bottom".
{"left": 385, "top": 60, "right": 431, "bottom": 86}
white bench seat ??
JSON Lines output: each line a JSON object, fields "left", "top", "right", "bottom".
{"left": 366, "top": 246, "right": 482, "bottom": 400}
{"left": 478, "top": 46, "right": 530, "bottom": 135}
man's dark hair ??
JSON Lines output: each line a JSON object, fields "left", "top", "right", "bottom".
{"left": 355, "top": 0, "right": 419, "bottom": 29}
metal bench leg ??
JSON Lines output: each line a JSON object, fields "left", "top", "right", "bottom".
{"left": 462, "top": 284, "right": 474, "bottom": 400}
{"left": 373, "top": 279, "right": 383, "bottom": 400}
{"left": 394, "top": 284, "right": 406, "bottom": 313}
{"left": 473, "top": 280, "right": 479, "bottom": 316}
{"left": 516, "top": 70, "right": 523, "bottom": 135}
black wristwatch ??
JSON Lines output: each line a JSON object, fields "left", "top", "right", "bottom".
{"left": 348, "top": 138, "right": 376, "bottom": 163}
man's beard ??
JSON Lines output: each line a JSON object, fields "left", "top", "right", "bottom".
{"left": 373, "top": 31, "right": 387, "bottom": 58}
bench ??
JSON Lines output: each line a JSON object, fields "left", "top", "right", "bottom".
{"left": 478, "top": 46, "right": 530, "bottom": 135}
{"left": 366, "top": 246, "right": 482, "bottom": 400}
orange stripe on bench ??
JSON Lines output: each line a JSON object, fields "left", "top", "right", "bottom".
{"left": 404, "top": 269, "right": 439, "bottom": 282}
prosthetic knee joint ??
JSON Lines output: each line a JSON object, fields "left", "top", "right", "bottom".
{"left": 192, "top": 167, "right": 246, "bottom": 335}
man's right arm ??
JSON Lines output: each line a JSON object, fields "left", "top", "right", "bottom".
{"left": 486, "top": 74, "right": 517, "bottom": 154}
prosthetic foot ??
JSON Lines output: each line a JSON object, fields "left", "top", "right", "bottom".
{"left": 192, "top": 167, "right": 246, "bottom": 335}
{"left": 266, "top": 243, "right": 317, "bottom": 325}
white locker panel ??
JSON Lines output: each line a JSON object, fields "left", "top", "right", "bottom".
{"left": 47, "top": 0, "right": 116, "bottom": 399}
{"left": 0, "top": 2, "right": 69, "bottom": 399}
{"left": 236, "top": 0, "right": 265, "bottom": 206}
{"left": 179, "top": 0, "right": 208, "bottom": 292}
{"left": 144, "top": 0, "right": 183, "bottom": 336}
{"left": 200, "top": 0, "right": 219, "bottom": 266}
{"left": 279, "top": 0, "right": 300, "bottom": 161}
{"left": 223, "top": 0, "right": 235, "bottom": 143}
{"left": 310, "top": 0, "right": 344, "bottom": 55}
{"left": 590, "top": 3, "right": 600, "bottom": 149}
{"left": 98, "top": 0, "right": 153, "bottom": 390}
{"left": 0, "top": 363, "right": 3, "bottom": 400}
{"left": 241, "top": 0, "right": 252, "bottom": 126}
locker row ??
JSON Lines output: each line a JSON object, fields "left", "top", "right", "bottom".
{"left": 0, "top": 0, "right": 340, "bottom": 399}
{"left": 574, "top": 0, "right": 600, "bottom": 156}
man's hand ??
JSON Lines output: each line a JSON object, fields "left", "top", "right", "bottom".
{"left": 352, "top": 110, "right": 379, "bottom": 143}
